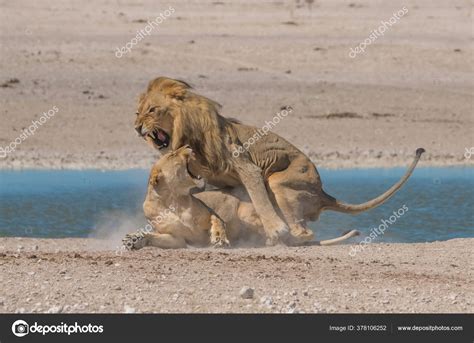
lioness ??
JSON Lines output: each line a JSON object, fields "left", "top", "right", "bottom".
{"left": 122, "top": 146, "right": 360, "bottom": 250}
{"left": 135, "top": 77, "right": 425, "bottom": 245}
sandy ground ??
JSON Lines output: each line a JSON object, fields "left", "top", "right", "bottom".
{"left": 0, "top": 0, "right": 472, "bottom": 169}
{"left": 0, "top": 237, "right": 472, "bottom": 313}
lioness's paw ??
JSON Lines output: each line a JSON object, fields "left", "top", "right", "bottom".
{"left": 211, "top": 235, "right": 230, "bottom": 248}
{"left": 210, "top": 215, "right": 230, "bottom": 248}
{"left": 122, "top": 232, "right": 147, "bottom": 251}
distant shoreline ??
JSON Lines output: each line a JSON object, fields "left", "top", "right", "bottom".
{"left": 0, "top": 152, "right": 472, "bottom": 170}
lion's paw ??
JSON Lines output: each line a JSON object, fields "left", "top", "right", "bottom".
{"left": 265, "top": 224, "right": 290, "bottom": 246}
{"left": 122, "top": 232, "right": 147, "bottom": 251}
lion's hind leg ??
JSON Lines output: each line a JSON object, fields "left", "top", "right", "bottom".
{"left": 210, "top": 215, "right": 230, "bottom": 248}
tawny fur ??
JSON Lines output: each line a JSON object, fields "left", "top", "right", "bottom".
{"left": 134, "top": 77, "right": 425, "bottom": 246}
{"left": 122, "top": 146, "right": 360, "bottom": 250}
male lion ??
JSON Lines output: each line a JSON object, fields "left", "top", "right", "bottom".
{"left": 134, "top": 77, "right": 425, "bottom": 245}
{"left": 122, "top": 146, "right": 360, "bottom": 250}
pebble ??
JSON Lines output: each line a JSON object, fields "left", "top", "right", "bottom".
{"left": 47, "top": 305, "right": 63, "bottom": 313}
{"left": 239, "top": 286, "right": 254, "bottom": 299}
{"left": 260, "top": 296, "right": 273, "bottom": 306}
{"left": 124, "top": 305, "right": 136, "bottom": 313}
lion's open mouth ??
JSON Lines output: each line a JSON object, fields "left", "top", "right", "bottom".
{"left": 147, "top": 128, "right": 170, "bottom": 150}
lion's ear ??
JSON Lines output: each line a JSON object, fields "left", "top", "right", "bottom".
{"left": 148, "top": 77, "right": 191, "bottom": 100}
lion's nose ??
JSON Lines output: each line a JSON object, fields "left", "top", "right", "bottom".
{"left": 135, "top": 125, "right": 143, "bottom": 136}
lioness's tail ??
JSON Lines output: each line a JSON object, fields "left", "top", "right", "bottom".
{"left": 322, "top": 148, "right": 425, "bottom": 214}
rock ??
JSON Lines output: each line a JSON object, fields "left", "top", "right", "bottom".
{"left": 123, "top": 305, "right": 135, "bottom": 313}
{"left": 260, "top": 296, "right": 273, "bottom": 307}
{"left": 239, "top": 286, "right": 254, "bottom": 299}
{"left": 47, "top": 305, "right": 63, "bottom": 313}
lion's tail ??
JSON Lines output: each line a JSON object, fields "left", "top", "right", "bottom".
{"left": 321, "top": 148, "right": 425, "bottom": 214}
{"left": 302, "top": 229, "right": 360, "bottom": 246}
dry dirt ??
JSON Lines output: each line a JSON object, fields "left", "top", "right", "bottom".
{"left": 0, "top": 237, "right": 472, "bottom": 313}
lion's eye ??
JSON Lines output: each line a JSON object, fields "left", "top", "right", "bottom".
{"left": 148, "top": 106, "right": 158, "bottom": 114}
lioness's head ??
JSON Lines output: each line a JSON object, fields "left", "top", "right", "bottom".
{"left": 149, "top": 145, "right": 205, "bottom": 194}
{"left": 135, "top": 77, "right": 192, "bottom": 152}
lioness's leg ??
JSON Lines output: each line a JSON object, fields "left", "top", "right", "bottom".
{"left": 233, "top": 158, "right": 290, "bottom": 245}
{"left": 146, "top": 232, "right": 187, "bottom": 249}
{"left": 123, "top": 231, "right": 186, "bottom": 250}
{"left": 209, "top": 215, "right": 230, "bottom": 247}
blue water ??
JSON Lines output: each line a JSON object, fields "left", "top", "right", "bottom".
{"left": 0, "top": 168, "right": 472, "bottom": 243}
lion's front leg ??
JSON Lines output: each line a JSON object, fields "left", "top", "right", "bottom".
{"left": 209, "top": 215, "right": 230, "bottom": 248}
{"left": 233, "top": 158, "right": 289, "bottom": 245}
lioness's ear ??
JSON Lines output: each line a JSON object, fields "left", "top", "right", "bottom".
{"left": 149, "top": 168, "right": 162, "bottom": 187}
{"left": 148, "top": 77, "right": 191, "bottom": 100}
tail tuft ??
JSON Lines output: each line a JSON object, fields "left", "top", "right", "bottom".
{"left": 416, "top": 148, "right": 426, "bottom": 156}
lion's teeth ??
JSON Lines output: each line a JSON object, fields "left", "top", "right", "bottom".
{"left": 149, "top": 131, "right": 155, "bottom": 139}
